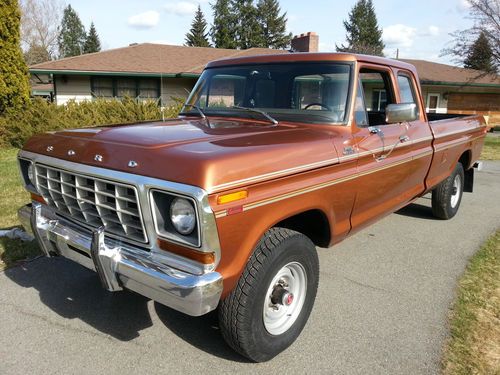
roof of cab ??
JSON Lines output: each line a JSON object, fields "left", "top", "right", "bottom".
{"left": 207, "top": 52, "right": 417, "bottom": 72}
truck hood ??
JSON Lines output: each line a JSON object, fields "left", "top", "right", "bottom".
{"left": 23, "top": 117, "right": 340, "bottom": 193}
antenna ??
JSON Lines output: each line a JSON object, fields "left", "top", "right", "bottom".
{"left": 160, "top": 46, "right": 165, "bottom": 121}
{"left": 396, "top": 48, "right": 399, "bottom": 59}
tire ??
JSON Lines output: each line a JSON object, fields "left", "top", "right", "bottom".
{"left": 432, "top": 162, "right": 465, "bottom": 219}
{"left": 218, "top": 227, "right": 319, "bottom": 362}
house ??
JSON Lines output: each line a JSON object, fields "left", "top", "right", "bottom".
{"left": 29, "top": 32, "right": 500, "bottom": 125}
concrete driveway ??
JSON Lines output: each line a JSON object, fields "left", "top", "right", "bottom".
{"left": 1, "top": 162, "right": 499, "bottom": 375}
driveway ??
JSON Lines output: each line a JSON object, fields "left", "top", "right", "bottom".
{"left": 1, "top": 162, "right": 499, "bottom": 375}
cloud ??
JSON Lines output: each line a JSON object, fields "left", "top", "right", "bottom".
{"left": 164, "top": 1, "right": 198, "bottom": 16}
{"left": 383, "top": 24, "right": 417, "bottom": 48}
{"left": 427, "top": 25, "right": 440, "bottom": 36}
{"left": 128, "top": 11, "right": 160, "bottom": 28}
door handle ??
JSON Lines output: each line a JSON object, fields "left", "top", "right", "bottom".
{"left": 399, "top": 135, "right": 410, "bottom": 143}
{"left": 369, "top": 126, "right": 382, "bottom": 135}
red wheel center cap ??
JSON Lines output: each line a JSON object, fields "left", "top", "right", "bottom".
{"left": 283, "top": 292, "right": 294, "bottom": 306}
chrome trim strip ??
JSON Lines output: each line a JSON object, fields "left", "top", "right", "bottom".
{"left": 209, "top": 136, "right": 436, "bottom": 193}
{"left": 434, "top": 134, "right": 484, "bottom": 152}
{"left": 214, "top": 150, "right": 434, "bottom": 218}
{"left": 19, "top": 150, "right": 221, "bottom": 273}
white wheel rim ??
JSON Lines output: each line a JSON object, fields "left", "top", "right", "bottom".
{"left": 263, "top": 262, "right": 307, "bottom": 335}
{"left": 450, "top": 174, "right": 461, "bottom": 208}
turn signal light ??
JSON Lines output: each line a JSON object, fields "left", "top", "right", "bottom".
{"left": 157, "top": 238, "right": 215, "bottom": 264}
{"left": 217, "top": 190, "right": 248, "bottom": 205}
{"left": 31, "top": 193, "right": 46, "bottom": 204}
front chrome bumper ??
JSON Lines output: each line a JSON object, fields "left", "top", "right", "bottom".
{"left": 18, "top": 203, "right": 223, "bottom": 316}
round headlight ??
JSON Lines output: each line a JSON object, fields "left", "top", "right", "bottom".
{"left": 170, "top": 197, "right": 196, "bottom": 235}
{"left": 27, "top": 163, "right": 35, "bottom": 185}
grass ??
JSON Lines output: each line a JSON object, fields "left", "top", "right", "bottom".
{"left": 481, "top": 135, "right": 500, "bottom": 161}
{"left": 442, "top": 230, "right": 500, "bottom": 375}
{"left": 0, "top": 147, "right": 40, "bottom": 269}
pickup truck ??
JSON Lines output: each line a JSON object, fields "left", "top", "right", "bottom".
{"left": 17, "top": 53, "right": 487, "bottom": 362}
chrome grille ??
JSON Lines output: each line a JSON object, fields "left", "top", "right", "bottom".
{"left": 35, "top": 164, "right": 147, "bottom": 243}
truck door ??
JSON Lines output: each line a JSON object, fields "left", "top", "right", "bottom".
{"left": 350, "top": 66, "right": 414, "bottom": 230}
{"left": 394, "top": 70, "right": 434, "bottom": 197}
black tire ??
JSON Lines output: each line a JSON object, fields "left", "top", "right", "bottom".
{"left": 218, "top": 227, "right": 319, "bottom": 362}
{"left": 432, "top": 163, "right": 465, "bottom": 219}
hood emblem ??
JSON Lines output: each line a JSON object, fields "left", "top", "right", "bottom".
{"left": 128, "top": 160, "right": 138, "bottom": 168}
{"left": 94, "top": 154, "right": 103, "bottom": 162}
{"left": 46, "top": 146, "right": 54, "bottom": 152}
{"left": 68, "top": 150, "right": 76, "bottom": 156}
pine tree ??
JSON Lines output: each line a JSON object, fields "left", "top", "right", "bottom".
{"left": 463, "top": 31, "right": 496, "bottom": 73}
{"left": 256, "top": 0, "right": 292, "bottom": 49}
{"left": 336, "top": 0, "right": 385, "bottom": 56}
{"left": 57, "top": 5, "right": 86, "bottom": 58}
{"left": 232, "top": 0, "right": 262, "bottom": 49}
{"left": 0, "top": 0, "right": 30, "bottom": 115}
{"left": 185, "top": 5, "right": 211, "bottom": 47}
{"left": 83, "top": 22, "right": 101, "bottom": 54}
{"left": 211, "top": 0, "right": 237, "bottom": 49}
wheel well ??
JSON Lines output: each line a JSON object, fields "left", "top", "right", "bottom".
{"left": 458, "top": 150, "right": 471, "bottom": 170}
{"left": 274, "top": 209, "right": 331, "bottom": 248}
{"left": 459, "top": 150, "right": 474, "bottom": 192}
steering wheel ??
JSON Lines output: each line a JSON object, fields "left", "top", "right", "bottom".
{"left": 304, "top": 102, "right": 331, "bottom": 111}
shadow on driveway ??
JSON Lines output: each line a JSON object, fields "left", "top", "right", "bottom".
{"left": 3, "top": 256, "right": 246, "bottom": 361}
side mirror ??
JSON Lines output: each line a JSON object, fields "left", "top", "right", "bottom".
{"left": 385, "top": 103, "right": 418, "bottom": 124}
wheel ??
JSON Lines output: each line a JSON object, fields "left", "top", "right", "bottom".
{"left": 432, "top": 162, "right": 464, "bottom": 219}
{"left": 218, "top": 227, "right": 319, "bottom": 362}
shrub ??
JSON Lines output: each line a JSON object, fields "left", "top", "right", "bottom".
{"left": 1, "top": 97, "right": 183, "bottom": 148}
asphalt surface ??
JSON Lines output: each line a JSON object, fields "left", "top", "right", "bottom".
{"left": 1, "top": 162, "right": 499, "bottom": 375}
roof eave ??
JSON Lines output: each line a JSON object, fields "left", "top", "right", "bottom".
{"left": 29, "top": 69, "right": 202, "bottom": 78}
{"left": 420, "top": 80, "right": 500, "bottom": 88}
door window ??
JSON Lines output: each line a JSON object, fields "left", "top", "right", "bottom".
{"left": 359, "top": 69, "right": 396, "bottom": 126}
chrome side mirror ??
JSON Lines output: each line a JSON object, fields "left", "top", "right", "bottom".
{"left": 385, "top": 103, "right": 418, "bottom": 124}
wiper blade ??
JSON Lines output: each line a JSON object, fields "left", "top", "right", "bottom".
{"left": 231, "top": 106, "right": 278, "bottom": 125}
{"left": 182, "top": 104, "right": 211, "bottom": 128}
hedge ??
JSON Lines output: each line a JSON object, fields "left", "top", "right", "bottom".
{"left": 0, "top": 97, "right": 183, "bottom": 148}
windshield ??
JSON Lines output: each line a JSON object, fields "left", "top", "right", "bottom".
{"left": 181, "top": 62, "right": 352, "bottom": 124}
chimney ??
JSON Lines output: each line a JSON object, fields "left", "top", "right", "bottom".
{"left": 291, "top": 32, "right": 319, "bottom": 53}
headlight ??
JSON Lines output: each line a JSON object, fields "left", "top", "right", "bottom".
{"left": 170, "top": 197, "right": 196, "bottom": 235}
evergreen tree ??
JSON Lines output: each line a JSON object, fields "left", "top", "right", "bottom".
{"left": 0, "top": 0, "right": 30, "bottom": 115}
{"left": 336, "top": 0, "right": 385, "bottom": 56}
{"left": 57, "top": 5, "right": 86, "bottom": 58}
{"left": 231, "top": 0, "right": 262, "bottom": 49}
{"left": 463, "top": 31, "right": 496, "bottom": 73}
{"left": 256, "top": 0, "right": 292, "bottom": 49}
{"left": 185, "top": 5, "right": 211, "bottom": 47}
{"left": 211, "top": 0, "right": 237, "bottom": 49}
{"left": 83, "top": 22, "right": 101, "bottom": 54}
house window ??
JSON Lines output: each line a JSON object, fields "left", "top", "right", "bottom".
{"left": 91, "top": 77, "right": 160, "bottom": 100}
{"left": 92, "top": 78, "right": 113, "bottom": 98}
{"left": 427, "top": 93, "right": 440, "bottom": 113}
{"left": 139, "top": 79, "right": 160, "bottom": 99}
{"left": 116, "top": 78, "right": 136, "bottom": 98}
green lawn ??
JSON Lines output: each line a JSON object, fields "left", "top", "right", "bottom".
{"left": 442, "top": 230, "right": 500, "bottom": 374}
{"left": 481, "top": 135, "right": 500, "bottom": 161}
{"left": 0, "top": 147, "right": 40, "bottom": 268}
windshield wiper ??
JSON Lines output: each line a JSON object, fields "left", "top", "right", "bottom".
{"left": 231, "top": 106, "right": 278, "bottom": 125}
{"left": 182, "top": 104, "right": 211, "bottom": 128}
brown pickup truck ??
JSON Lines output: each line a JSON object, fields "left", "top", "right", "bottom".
{"left": 18, "top": 53, "right": 487, "bottom": 362}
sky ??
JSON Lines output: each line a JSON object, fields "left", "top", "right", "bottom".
{"left": 67, "top": 0, "right": 474, "bottom": 65}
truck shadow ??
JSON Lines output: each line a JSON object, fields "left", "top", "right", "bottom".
{"left": 3, "top": 255, "right": 248, "bottom": 361}
{"left": 4, "top": 256, "right": 153, "bottom": 341}
{"left": 154, "top": 303, "right": 249, "bottom": 362}
{"left": 395, "top": 202, "right": 437, "bottom": 220}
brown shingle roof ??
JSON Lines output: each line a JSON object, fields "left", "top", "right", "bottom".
{"left": 30, "top": 43, "right": 288, "bottom": 75}
{"left": 30, "top": 44, "right": 500, "bottom": 87}
{"left": 401, "top": 59, "right": 500, "bottom": 86}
